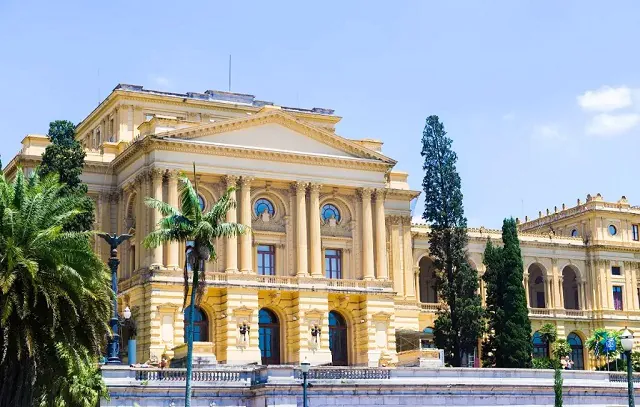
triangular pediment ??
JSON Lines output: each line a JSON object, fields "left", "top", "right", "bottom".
{"left": 156, "top": 110, "right": 395, "bottom": 164}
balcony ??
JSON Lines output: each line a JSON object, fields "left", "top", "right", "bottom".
{"left": 142, "top": 270, "right": 394, "bottom": 294}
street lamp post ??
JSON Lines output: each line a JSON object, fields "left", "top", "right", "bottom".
{"left": 98, "top": 233, "right": 132, "bottom": 364}
{"left": 301, "top": 357, "right": 311, "bottom": 407}
{"left": 621, "top": 328, "right": 636, "bottom": 407}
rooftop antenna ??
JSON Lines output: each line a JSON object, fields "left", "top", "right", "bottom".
{"left": 228, "top": 54, "right": 232, "bottom": 92}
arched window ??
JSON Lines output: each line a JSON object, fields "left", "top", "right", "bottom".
{"left": 254, "top": 198, "right": 275, "bottom": 217}
{"left": 567, "top": 333, "right": 584, "bottom": 370}
{"left": 198, "top": 194, "right": 206, "bottom": 211}
{"left": 329, "top": 311, "right": 348, "bottom": 366}
{"left": 321, "top": 204, "right": 340, "bottom": 222}
{"left": 532, "top": 331, "right": 548, "bottom": 359}
{"left": 571, "top": 229, "right": 579, "bottom": 237}
{"left": 184, "top": 305, "right": 208, "bottom": 342}
{"left": 258, "top": 309, "right": 280, "bottom": 365}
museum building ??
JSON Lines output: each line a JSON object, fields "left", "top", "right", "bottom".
{"left": 5, "top": 84, "right": 640, "bottom": 370}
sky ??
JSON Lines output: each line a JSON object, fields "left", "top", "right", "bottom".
{"left": 1, "top": 0, "right": 639, "bottom": 228}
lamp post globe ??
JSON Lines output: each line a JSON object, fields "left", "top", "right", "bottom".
{"left": 621, "top": 328, "right": 635, "bottom": 407}
{"left": 123, "top": 306, "right": 132, "bottom": 320}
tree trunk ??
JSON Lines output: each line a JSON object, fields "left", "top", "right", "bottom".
{"left": 184, "top": 255, "right": 200, "bottom": 407}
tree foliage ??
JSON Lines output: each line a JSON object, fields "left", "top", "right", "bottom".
{"left": 0, "top": 170, "right": 111, "bottom": 407}
{"left": 38, "top": 120, "right": 94, "bottom": 232}
{"left": 421, "top": 115, "right": 483, "bottom": 366}
{"left": 143, "top": 168, "right": 247, "bottom": 406}
{"left": 482, "top": 218, "right": 532, "bottom": 368}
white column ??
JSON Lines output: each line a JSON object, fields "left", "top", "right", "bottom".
{"left": 524, "top": 272, "right": 531, "bottom": 307}
{"left": 374, "top": 189, "right": 388, "bottom": 280}
{"left": 309, "top": 183, "right": 322, "bottom": 277}
{"left": 361, "top": 188, "right": 374, "bottom": 280}
{"left": 166, "top": 170, "right": 180, "bottom": 269}
{"left": 134, "top": 176, "right": 143, "bottom": 270}
{"left": 150, "top": 168, "right": 164, "bottom": 268}
{"left": 295, "top": 182, "right": 308, "bottom": 277}
{"left": 225, "top": 175, "right": 239, "bottom": 273}
{"left": 240, "top": 176, "right": 253, "bottom": 273}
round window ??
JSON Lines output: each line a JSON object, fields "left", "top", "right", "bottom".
{"left": 321, "top": 204, "right": 341, "bottom": 222}
{"left": 254, "top": 198, "right": 275, "bottom": 216}
{"left": 198, "top": 195, "right": 206, "bottom": 211}
{"left": 609, "top": 225, "right": 617, "bottom": 236}
{"left": 571, "top": 229, "right": 579, "bottom": 237}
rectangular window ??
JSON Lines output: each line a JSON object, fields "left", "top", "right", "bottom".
{"left": 613, "top": 286, "right": 624, "bottom": 310}
{"left": 633, "top": 224, "right": 639, "bottom": 241}
{"left": 612, "top": 266, "right": 621, "bottom": 276}
{"left": 257, "top": 245, "right": 275, "bottom": 276}
{"left": 325, "top": 249, "right": 342, "bottom": 279}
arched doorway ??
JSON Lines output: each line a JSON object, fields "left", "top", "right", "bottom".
{"left": 183, "top": 305, "right": 208, "bottom": 342}
{"left": 528, "top": 264, "right": 547, "bottom": 308}
{"left": 567, "top": 332, "right": 584, "bottom": 370}
{"left": 418, "top": 257, "right": 438, "bottom": 303}
{"left": 258, "top": 308, "right": 281, "bottom": 365}
{"left": 562, "top": 266, "right": 579, "bottom": 310}
{"left": 329, "top": 311, "right": 348, "bottom": 366}
{"left": 532, "top": 331, "right": 549, "bottom": 359}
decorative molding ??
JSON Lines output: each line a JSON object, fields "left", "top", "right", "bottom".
{"left": 158, "top": 110, "right": 395, "bottom": 164}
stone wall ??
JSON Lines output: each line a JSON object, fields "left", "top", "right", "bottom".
{"left": 102, "top": 365, "right": 638, "bottom": 407}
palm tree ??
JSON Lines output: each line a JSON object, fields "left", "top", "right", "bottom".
{"left": 0, "top": 169, "right": 112, "bottom": 407}
{"left": 143, "top": 168, "right": 247, "bottom": 407}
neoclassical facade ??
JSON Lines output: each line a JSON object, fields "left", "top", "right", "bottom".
{"left": 5, "top": 84, "right": 640, "bottom": 369}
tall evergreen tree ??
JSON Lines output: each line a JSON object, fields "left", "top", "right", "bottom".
{"left": 38, "top": 120, "right": 95, "bottom": 232}
{"left": 482, "top": 218, "right": 532, "bottom": 368}
{"left": 421, "top": 115, "right": 484, "bottom": 366}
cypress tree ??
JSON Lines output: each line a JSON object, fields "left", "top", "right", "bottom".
{"left": 483, "top": 218, "right": 532, "bottom": 368}
{"left": 421, "top": 115, "right": 484, "bottom": 366}
{"left": 38, "top": 120, "right": 95, "bottom": 232}
{"left": 481, "top": 239, "right": 502, "bottom": 367}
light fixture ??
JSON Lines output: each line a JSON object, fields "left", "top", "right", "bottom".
{"left": 300, "top": 357, "right": 311, "bottom": 374}
{"left": 123, "top": 306, "right": 132, "bottom": 320}
{"left": 621, "top": 328, "right": 634, "bottom": 352}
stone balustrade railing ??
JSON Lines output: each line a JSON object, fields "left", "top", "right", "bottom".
{"left": 104, "top": 365, "right": 640, "bottom": 387}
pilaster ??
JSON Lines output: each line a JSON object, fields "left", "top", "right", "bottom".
{"left": 360, "top": 188, "right": 375, "bottom": 280}
{"left": 166, "top": 170, "right": 180, "bottom": 269}
{"left": 294, "top": 182, "right": 308, "bottom": 277}
{"left": 225, "top": 175, "right": 239, "bottom": 273}
{"left": 374, "top": 189, "right": 388, "bottom": 280}
{"left": 150, "top": 168, "right": 164, "bottom": 268}
{"left": 309, "top": 183, "right": 323, "bottom": 278}
{"left": 239, "top": 176, "right": 254, "bottom": 273}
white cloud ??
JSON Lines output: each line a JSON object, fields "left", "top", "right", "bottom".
{"left": 586, "top": 113, "right": 640, "bottom": 136}
{"left": 577, "top": 86, "right": 632, "bottom": 112}
{"left": 532, "top": 124, "right": 565, "bottom": 141}
{"left": 411, "top": 215, "right": 427, "bottom": 225}
{"left": 150, "top": 75, "right": 170, "bottom": 88}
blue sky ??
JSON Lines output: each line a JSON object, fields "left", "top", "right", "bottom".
{"left": 1, "top": 1, "right": 639, "bottom": 228}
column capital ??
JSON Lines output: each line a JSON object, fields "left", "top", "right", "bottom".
{"left": 374, "top": 188, "right": 387, "bottom": 200}
{"left": 150, "top": 168, "right": 165, "bottom": 181}
{"left": 224, "top": 174, "right": 239, "bottom": 187}
{"left": 167, "top": 169, "right": 181, "bottom": 180}
{"left": 240, "top": 176, "right": 255, "bottom": 187}
{"left": 358, "top": 187, "right": 373, "bottom": 200}
{"left": 294, "top": 181, "right": 308, "bottom": 194}
{"left": 309, "top": 183, "right": 322, "bottom": 193}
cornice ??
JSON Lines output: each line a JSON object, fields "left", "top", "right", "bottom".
{"left": 111, "top": 136, "right": 392, "bottom": 173}
{"left": 156, "top": 110, "right": 396, "bottom": 165}
{"left": 385, "top": 188, "right": 421, "bottom": 201}
{"left": 76, "top": 90, "right": 342, "bottom": 138}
